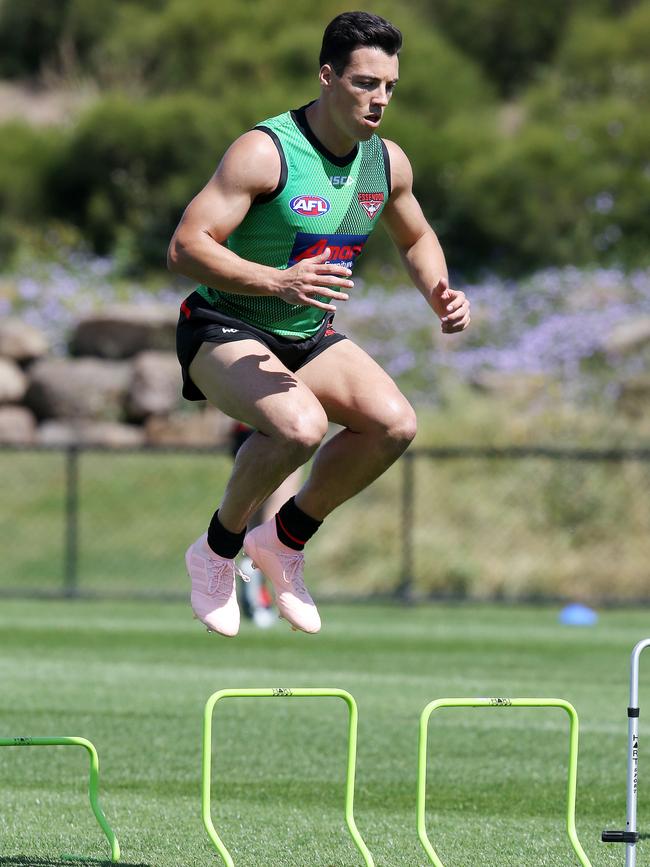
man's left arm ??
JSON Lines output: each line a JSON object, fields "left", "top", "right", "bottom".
{"left": 381, "top": 140, "right": 470, "bottom": 334}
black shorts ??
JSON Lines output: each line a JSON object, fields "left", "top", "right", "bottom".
{"left": 176, "top": 291, "right": 347, "bottom": 401}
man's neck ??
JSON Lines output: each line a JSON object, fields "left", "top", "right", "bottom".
{"left": 304, "top": 100, "right": 356, "bottom": 158}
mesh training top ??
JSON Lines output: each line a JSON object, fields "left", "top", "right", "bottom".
{"left": 195, "top": 102, "right": 391, "bottom": 339}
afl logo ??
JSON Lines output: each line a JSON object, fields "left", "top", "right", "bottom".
{"left": 290, "top": 195, "right": 331, "bottom": 216}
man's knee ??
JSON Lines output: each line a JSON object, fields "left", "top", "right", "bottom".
{"left": 280, "top": 407, "right": 328, "bottom": 458}
{"left": 374, "top": 400, "right": 418, "bottom": 453}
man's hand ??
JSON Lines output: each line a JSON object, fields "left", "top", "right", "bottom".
{"left": 430, "top": 277, "right": 470, "bottom": 333}
{"left": 276, "top": 248, "right": 353, "bottom": 311}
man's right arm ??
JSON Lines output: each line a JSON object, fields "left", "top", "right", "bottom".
{"left": 167, "top": 131, "right": 353, "bottom": 311}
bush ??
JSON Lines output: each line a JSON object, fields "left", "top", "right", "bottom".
{"left": 0, "top": 0, "right": 119, "bottom": 77}
{"left": 412, "top": 0, "right": 575, "bottom": 95}
{"left": 451, "top": 100, "right": 650, "bottom": 270}
{"left": 0, "top": 121, "right": 63, "bottom": 217}
{"left": 46, "top": 93, "right": 234, "bottom": 266}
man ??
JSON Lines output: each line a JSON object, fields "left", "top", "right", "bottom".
{"left": 230, "top": 421, "right": 302, "bottom": 629}
{"left": 170, "top": 11, "right": 470, "bottom": 638}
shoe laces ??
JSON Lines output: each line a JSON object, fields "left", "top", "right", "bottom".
{"left": 277, "top": 551, "right": 308, "bottom": 595}
{"left": 206, "top": 558, "right": 248, "bottom": 599}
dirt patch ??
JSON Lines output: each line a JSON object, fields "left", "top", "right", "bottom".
{"left": 0, "top": 79, "right": 96, "bottom": 125}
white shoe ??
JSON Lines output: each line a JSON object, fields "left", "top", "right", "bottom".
{"left": 185, "top": 534, "right": 247, "bottom": 637}
{"left": 243, "top": 519, "right": 321, "bottom": 634}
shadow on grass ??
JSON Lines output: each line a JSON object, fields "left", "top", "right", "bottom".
{"left": 0, "top": 859, "right": 151, "bottom": 867}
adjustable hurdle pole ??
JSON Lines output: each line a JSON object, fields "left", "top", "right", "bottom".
{"left": 603, "top": 638, "right": 650, "bottom": 865}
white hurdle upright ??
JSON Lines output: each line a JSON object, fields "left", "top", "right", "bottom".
{"left": 603, "top": 638, "right": 650, "bottom": 866}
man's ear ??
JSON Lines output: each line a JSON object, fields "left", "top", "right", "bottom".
{"left": 319, "top": 63, "right": 335, "bottom": 89}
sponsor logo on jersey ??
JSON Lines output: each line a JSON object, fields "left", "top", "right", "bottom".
{"left": 288, "top": 232, "right": 369, "bottom": 268}
{"left": 358, "top": 192, "right": 385, "bottom": 219}
{"left": 289, "top": 195, "right": 331, "bottom": 216}
{"left": 330, "top": 175, "right": 356, "bottom": 187}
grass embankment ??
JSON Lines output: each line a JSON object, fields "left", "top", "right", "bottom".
{"left": 0, "top": 600, "right": 645, "bottom": 866}
{"left": 1, "top": 415, "right": 648, "bottom": 601}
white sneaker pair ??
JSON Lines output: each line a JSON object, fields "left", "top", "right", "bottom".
{"left": 185, "top": 518, "right": 321, "bottom": 637}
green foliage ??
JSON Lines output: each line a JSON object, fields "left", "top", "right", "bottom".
{"left": 414, "top": 0, "right": 575, "bottom": 95}
{"left": 0, "top": 0, "right": 649, "bottom": 273}
{"left": 549, "top": 0, "right": 650, "bottom": 104}
{"left": 0, "top": 121, "right": 64, "bottom": 263}
{"left": 461, "top": 1, "right": 650, "bottom": 271}
{"left": 47, "top": 93, "right": 237, "bottom": 265}
{"left": 412, "top": 0, "right": 644, "bottom": 94}
{"left": 0, "top": 0, "right": 119, "bottom": 77}
{"left": 0, "top": 121, "right": 61, "bottom": 216}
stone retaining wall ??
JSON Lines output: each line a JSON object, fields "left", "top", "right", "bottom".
{"left": 0, "top": 306, "right": 231, "bottom": 447}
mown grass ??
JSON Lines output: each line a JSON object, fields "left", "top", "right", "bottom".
{"left": 0, "top": 599, "right": 647, "bottom": 866}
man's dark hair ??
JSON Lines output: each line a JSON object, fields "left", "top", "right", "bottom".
{"left": 319, "top": 11, "right": 402, "bottom": 76}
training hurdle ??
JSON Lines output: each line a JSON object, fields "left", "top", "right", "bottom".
{"left": 603, "top": 638, "right": 650, "bottom": 866}
{"left": 0, "top": 735, "right": 120, "bottom": 863}
{"left": 417, "top": 697, "right": 592, "bottom": 867}
{"left": 202, "top": 687, "right": 375, "bottom": 866}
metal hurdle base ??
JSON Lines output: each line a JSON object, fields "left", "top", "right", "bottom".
{"left": 202, "top": 687, "right": 374, "bottom": 867}
{"left": 417, "top": 697, "right": 593, "bottom": 867}
{"left": 0, "top": 735, "right": 120, "bottom": 862}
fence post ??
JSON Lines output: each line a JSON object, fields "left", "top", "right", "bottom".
{"left": 64, "top": 445, "right": 80, "bottom": 598}
{"left": 397, "top": 450, "right": 415, "bottom": 601}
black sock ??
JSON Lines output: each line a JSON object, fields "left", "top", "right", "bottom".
{"left": 275, "top": 497, "right": 322, "bottom": 551}
{"left": 207, "top": 510, "right": 245, "bottom": 559}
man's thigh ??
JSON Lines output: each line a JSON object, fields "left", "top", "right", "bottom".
{"left": 189, "top": 339, "right": 324, "bottom": 435}
{"left": 295, "top": 338, "right": 415, "bottom": 430}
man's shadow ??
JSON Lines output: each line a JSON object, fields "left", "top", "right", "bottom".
{"left": 229, "top": 352, "right": 300, "bottom": 398}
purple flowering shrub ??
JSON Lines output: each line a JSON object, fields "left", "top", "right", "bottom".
{"left": 340, "top": 266, "right": 650, "bottom": 402}
{"left": 0, "top": 250, "right": 184, "bottom": 354}
{"left": 2, "top": 250, "right": 649, "bottom": 405}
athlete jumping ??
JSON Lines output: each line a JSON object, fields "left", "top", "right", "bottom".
{"left": 169, "top": 11, "right": 471, "bottom": 637}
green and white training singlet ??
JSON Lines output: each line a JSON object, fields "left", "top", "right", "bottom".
{"left": 195, "top": 103, "right": 391, "bottom": 339}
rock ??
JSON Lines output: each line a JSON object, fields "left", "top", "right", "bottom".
{"left": 126, "top": 351, "right": 182, "bottom": 421}
{"left": 25, "top": 357, "right": 131, "bottom": 421}
{"left": 605, "top": 317, "right": 650, "bottom": 355}
{"left": 36, "top": 420, "right": 146, "bottom": 447}
{"left": 69, "top": 304, "right": 178, "bottom": 359}
{"left": 617, "top": 375, "right": 650, "bottom": 418}
{"left": 0, "top": 318, "right": 49, "bottom": 362}
{"left": 0, "top": 405, "right": 37, "bottom": 443}
{"left": 144, "top": 408, "right": 232, "bottom": 447}
{"left": 0, "top": 358, "right": 28, "bottom": 403}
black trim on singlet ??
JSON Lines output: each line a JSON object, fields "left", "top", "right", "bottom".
{"left": 291, "top": 102, "right": 359, "bottom": 168}
{"left": 380, "top": 137, "right": 392, "bottom": 196}
{"left": 252, "top": 126, "right": 288, "bottom": 204}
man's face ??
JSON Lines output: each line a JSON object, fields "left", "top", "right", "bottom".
{"left": 323, "top": 46, "right": 399, "bottom": 142}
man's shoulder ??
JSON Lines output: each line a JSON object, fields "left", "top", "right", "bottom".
{"left": 253, "top": 108, "right": 294, "bottom": 134}
{"left": 381, "top": 138, "right": 413, "bottom": 192}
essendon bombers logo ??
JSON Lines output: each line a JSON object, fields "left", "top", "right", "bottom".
{"left": 358, "top": 192, "right": 385, "bottom": 219}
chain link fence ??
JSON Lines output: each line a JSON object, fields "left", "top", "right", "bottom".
{"left": 1, "top": 444, "right": 649, "bottom": 603}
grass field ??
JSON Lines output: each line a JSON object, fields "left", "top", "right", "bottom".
{"left": 0, "top": 599, "right": 647, "bottom": 866}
